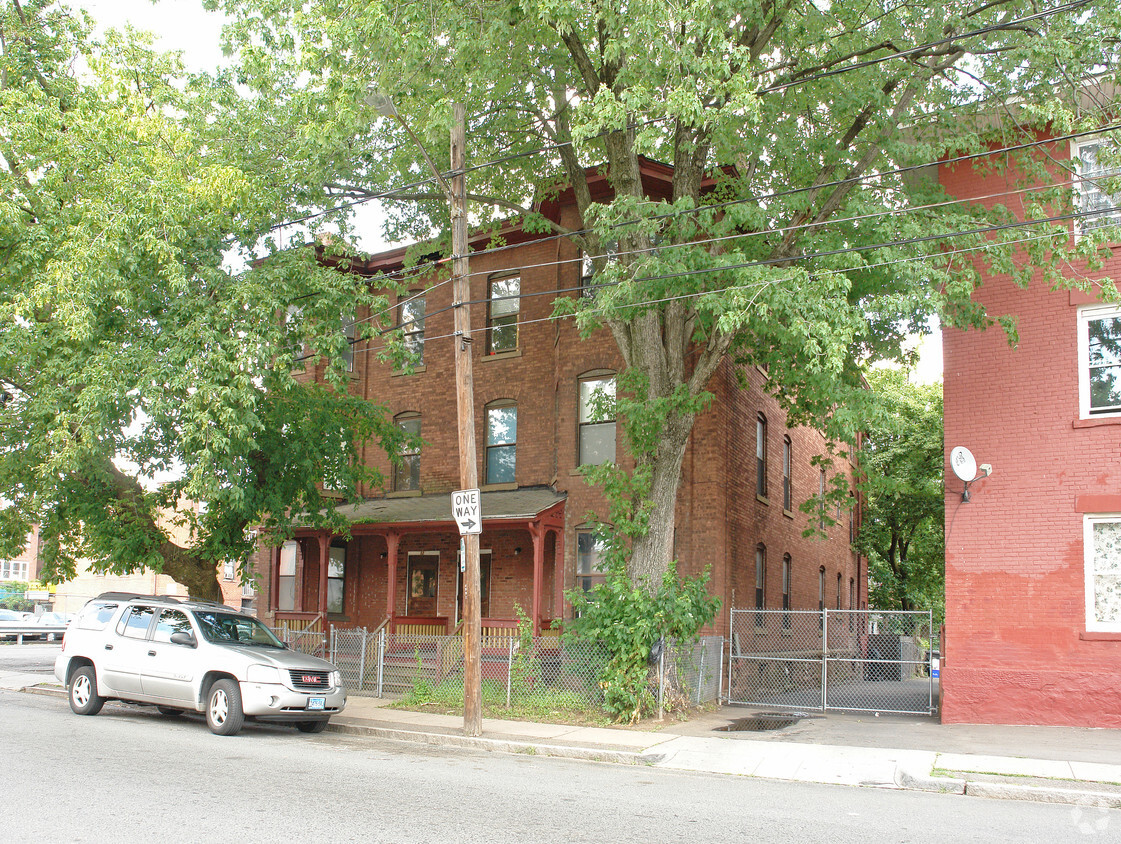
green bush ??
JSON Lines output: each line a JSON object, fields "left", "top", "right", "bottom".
{"left": 565, "top": 559, "right": 720, "bottom": 723}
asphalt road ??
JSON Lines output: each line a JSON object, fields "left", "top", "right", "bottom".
{"left": 0, "top": 640, "right": 60, "bottom": 673}
{"left": 3, "top": 690, "right": 1116, "bottom": 843}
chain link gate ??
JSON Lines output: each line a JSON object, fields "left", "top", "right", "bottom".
{"left": 726, "top": 608, "right": 935, "bottom": 715}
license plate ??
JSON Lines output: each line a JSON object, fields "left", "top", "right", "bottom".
{"left": 308, "top": 697, "right": 325, "bottom": 710}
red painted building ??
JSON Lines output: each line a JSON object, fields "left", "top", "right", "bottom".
{"left": 253, "top": 160, "right": 865, "bottom": 640}
{"left": 940, "top": 133, "right": 1121, "bottom": 726}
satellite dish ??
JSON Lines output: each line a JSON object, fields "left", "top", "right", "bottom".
{"left": 950, "top": 446, "right": 978, "bottom": 482}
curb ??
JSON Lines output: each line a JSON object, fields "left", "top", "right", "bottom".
{"left": 327, "top": 721, "right": 649, "bottom": 765}
{"left": 895, "top": 766, "right": 966, "bottom": 794}
{"left": 964, "top": 781, "right": 1121, "bottom": 808}
{"left": 895, "top": 765, "right": 1121, "bottom": 807}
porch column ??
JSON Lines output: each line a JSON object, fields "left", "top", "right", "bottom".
{"left": 530, "top": 523, "right": 544, "bottom": 635}
{"left": 317, "top": 533, "right": 330, "bottom": 617}
{"left": 385, "top": 530, "right": 400, "bottom": 623}
{"left": 270, "top": 543, "right": 281, "bottom": 613}
{"left": 553, "top": 528, "right": 566, "bottom": 625}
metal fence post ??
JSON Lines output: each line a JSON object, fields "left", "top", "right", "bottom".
{"left": 376, "top": 628, "right": 385, "bottom": 698}
{"left": 695, "top": 641, "right": 704, "bottom": 704}
{"left": 506, "top": 638, "right": 515, "bottom": 708}
{"left": 657, "top": 645, "right": 665, "bottom": 721}
{"left": 358, "top": 627, "right": 367, "bottom": 692}
{"left": 718, "top": 638, "right": 725, "bottom": 704}
{"left": 821, "top": 609, "right": 828, "bottom": 713}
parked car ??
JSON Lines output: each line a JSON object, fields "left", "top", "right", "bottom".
{"left": 0, "top": 608, "right": 25, "bottom": 639}
{"left": 55, "top": 593, "right": 346, "bottom": 736}
{"left": 32, "top": 611, "right": 74, "bottom": 641}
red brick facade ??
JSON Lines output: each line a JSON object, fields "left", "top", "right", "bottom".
{"left": 255, "top": 165, "right": 864, "bottom": 637}
{"left": 940, "top": 139, "right": 1121, "bottom": 727}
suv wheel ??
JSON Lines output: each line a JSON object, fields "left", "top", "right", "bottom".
{"left": 297, "top": 720, "right": 328, "bottom": 734}
{"left": 69, "top": 666, "right": 105, "bottom": 716}
{"left": 206, "top": 679, "right": 245, "bottom": 736}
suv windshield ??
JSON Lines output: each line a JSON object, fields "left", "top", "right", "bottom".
{"left": 194, "top": 611, "right": 284, "bottom": 648}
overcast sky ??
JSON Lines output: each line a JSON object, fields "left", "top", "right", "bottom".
{"left": 70, "top": 1, "right": 943, "bottom": 383}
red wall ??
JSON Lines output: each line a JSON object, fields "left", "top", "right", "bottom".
{"left": 940, "top": 143, "right": 1121, "bottom": 727}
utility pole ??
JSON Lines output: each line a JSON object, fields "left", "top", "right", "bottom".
{"left": 450, "top": 103, "right": 482, "bottom": 737}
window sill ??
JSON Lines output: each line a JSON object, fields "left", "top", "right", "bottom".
{"left": 392, "top": 365, "right": 427, "bottom": 377}
{"left": 756, "top": 494, "right": 770, "bottom": 506}
{"left": 1073, "top": 415, "right": 1121, "bottom": 429}
{"left": 782, "top": 508, "right": 795, "bottom": 519}
{"left": 1080, "top": 631, "right": 1121, "bottom": 641}
{"left": 386, "top": 489, "right": 423, "bottom": 498}
{"left": 482, "top": 349, "right": 522, "bottom": 362}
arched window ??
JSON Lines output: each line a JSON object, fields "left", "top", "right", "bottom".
{"left": 576, "top": 527, "right": 608, "bottom": 593}
{"left": 818, "top": 468, "right": 827, "bottom": 530}
{"left": 394, "top": 411, "right": 421, "bottom": 491}
{"left": 578, "top": 372, "right": 616, "bottom": 466}
{"left": 755, "top": 544, "right": 766, "bottom": 628}
{"left": 485, "top": 400, "right": 517, "bottom": 484}
{"left": 398, "top": 290, "right": 426, "bottom": 365}
{"left": 836, "top": 571, "right": 842, "bottom": 610}
{"left": 782, "top": 436, "right": 792, "bottom": 511}
{"left": 782, "top": 554, "right": 791, "bottom": 629}
{"left": 486, "top": 273, "right": 520, "bottom": 354}
{"left": 756, "top": 413, "right": 768, "bottom": 498}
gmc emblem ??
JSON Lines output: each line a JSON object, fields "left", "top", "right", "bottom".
{"left": 302, "top": 675, "right": 318, "bottom": 684}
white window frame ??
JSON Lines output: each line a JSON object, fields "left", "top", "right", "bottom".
{"left": 1084, "top": 514, "right": 1121, "bottom": 632}
{"left": 1077, "top": 304, "right": 1121, "bottom": 419}
{"left": 1072, "top": 137, "right": 1121, "bottom": 237}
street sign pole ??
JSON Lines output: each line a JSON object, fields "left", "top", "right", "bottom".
{"left": 449, "top": 104, "right": 482, "bottom": 738}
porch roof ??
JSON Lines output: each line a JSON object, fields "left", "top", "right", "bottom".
{"left": 329, "top": 487, "right": 567, "bottom": 529}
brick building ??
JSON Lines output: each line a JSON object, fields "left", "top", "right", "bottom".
{"left": 254, "top": 160, "right": 865, "bottom": 639}
{"left": 940, "top": 132, "right": 1121, "bottom": 726}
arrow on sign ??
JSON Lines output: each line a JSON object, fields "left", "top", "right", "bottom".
{"left": 451, "top": 488, "right": 482, "bottom": 535}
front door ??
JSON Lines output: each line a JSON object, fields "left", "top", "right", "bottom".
{"left": 406, "top": 551, "right": 439, "bottom": 616}
{"left": 141, "top": 607, "right": 201, "bottom": 705}
{"left": 102, "top": 605, "right": 156, "bottom": 696}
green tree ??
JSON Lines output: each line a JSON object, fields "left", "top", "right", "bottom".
{"left": 213, "top": 0, "right": 1118, "bottom": 591}
{"left": 856, "top": 369, "right": 945, "bottom": 618}
{"left": 0, "top": 1, "right": 408, "bottom": 598}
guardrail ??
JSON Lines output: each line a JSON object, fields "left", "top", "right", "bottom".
{"left": 0, "top": 625, "right": 68, "bottom": 644}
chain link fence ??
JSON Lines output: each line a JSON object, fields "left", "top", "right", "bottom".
{"left": 727, "top": 609, "right": 935, "bottom": 715}
{"left": 319, "top": 626, "right": 723, "bottom": 715}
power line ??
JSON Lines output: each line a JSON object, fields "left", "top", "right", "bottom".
{"left": 313, "top": 202, "right": 1103, "bottom": 368}
{"left": 339, "top": 223, "right": 1069, "bottom": 366}
{"left": 340, "top": 159, "right": 1108, "bottom": 337}
{"left": 264, "top": 1, "right": 1095, "bottom": 238}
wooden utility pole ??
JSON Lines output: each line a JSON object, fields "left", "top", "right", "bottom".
{"left": 450, "top": 103, "right": 482, "bottom": 737}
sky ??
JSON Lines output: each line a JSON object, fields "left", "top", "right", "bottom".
{"left": 71, "top": 0, "right": 944, "bottom": 384}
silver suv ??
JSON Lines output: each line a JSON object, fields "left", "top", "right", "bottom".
{"left": 55, "top": 593, "right": 346, "bottom": 736}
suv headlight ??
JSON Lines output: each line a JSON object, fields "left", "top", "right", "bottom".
{"left": 331, "top": 670, "right": 342, "bottom": 688}
{"left": 247, "top": 664, "right": 283, "bottom": 684}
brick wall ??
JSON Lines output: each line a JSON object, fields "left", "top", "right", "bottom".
{"left": 940, "top": 140, "right": 1121, "bottom": 727}
{"left": 259, "top": 201, "right": 863, "bottom": 638}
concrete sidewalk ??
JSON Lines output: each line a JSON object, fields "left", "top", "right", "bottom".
{"left": 7, "top": 668, "right": 1120, "bottom": 807}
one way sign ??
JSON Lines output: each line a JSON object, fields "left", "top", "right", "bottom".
{"left": 451, "top": 488, "right": 482, "bottom": 535}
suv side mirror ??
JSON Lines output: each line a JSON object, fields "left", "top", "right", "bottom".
{"left": 170, "top": 631, "right": 196, "bottom": 648}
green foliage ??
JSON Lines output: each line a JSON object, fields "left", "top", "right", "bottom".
{"left": 211, "top": 0, "right": 1121, "bottom": 596}
{"left": 566, "top": 549, "right": 720, "bottom": 723}
{"left": 856, "top": 369, "right": 945, "bottom": 620}
{"left": 0, "top": 2, "right": 405, "bottom": 598}
{"left": 0, "top": 581, "right": 33, "bottom": 612}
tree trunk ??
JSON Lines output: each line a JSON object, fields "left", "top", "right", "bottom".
{"left": 159, "top": 543, "right": 222, "bottom": 602}
{"left": 626, "top": 408, "right": 695, "bottom": 590}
